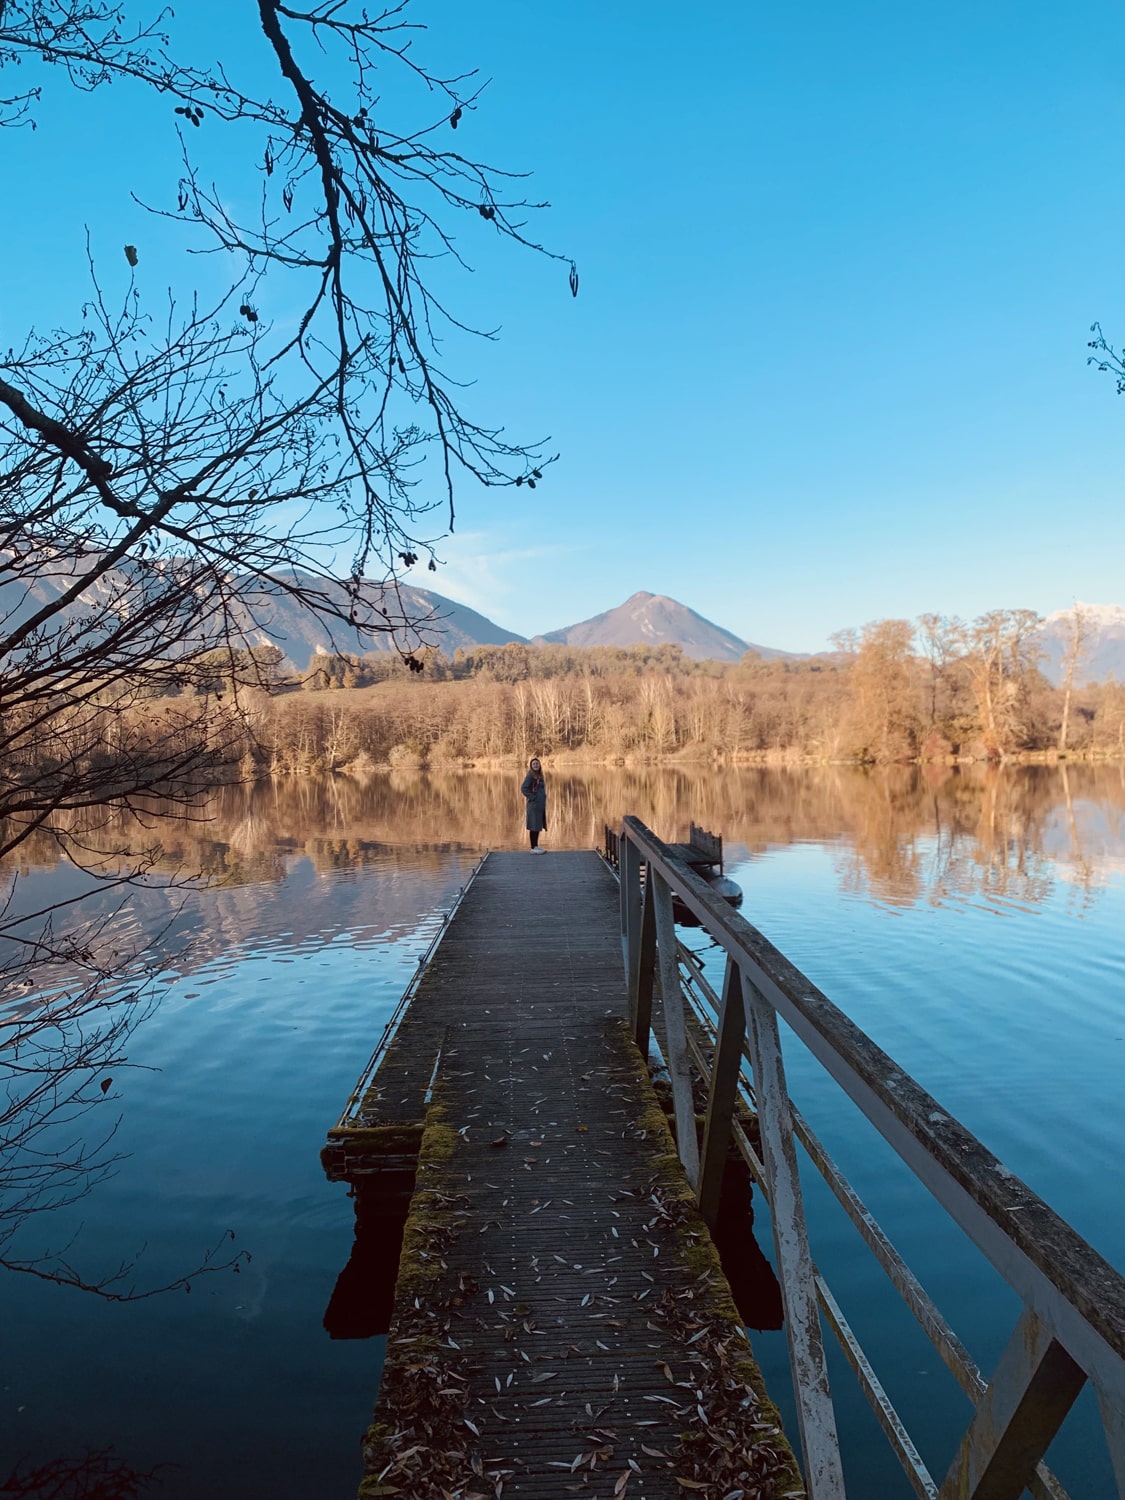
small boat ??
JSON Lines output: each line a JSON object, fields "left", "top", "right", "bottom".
{"left": 603, "top": 820, "right": 743, "bottom": 926}
{"left": 672, "top": 870, "right": 743, "bottom": 927}
{"left": 663, "top": 823, "right": 743, "bottom": 926}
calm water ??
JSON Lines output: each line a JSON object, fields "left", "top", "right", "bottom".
{"left": 1, "top": 765, "right": 1123, "bottom": 1497}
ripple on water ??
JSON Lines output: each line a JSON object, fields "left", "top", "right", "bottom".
{"left": 6, "top": 811, "right": 1123, "bottom": 1498}
{"left": 1, "top": 847, "right": 475, "bottom": 1499}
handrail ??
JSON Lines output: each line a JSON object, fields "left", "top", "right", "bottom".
{"left": 673, "top": 939, "right": 989, "bottom": 1402}
{"left": 672, "top": 939, "right": 1068, "bottom": 1500}
{"left": 613, "top": 816, "right": 1125, "bottom": 1500}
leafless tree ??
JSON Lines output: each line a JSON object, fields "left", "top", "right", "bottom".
{"left": 1, "top": 0, "right": 570, "bottom": 1287}
{"left": 957, "top": 609, "right": 1044, "bottom": 756}
{"left": 917, "top": 612, "right": 964, "bottom": 730}
{"left": 844, "top": 618, "right": 920, "bottom": 763}
{"left": 1057, "top": 603, "right": 1095, "bottom": 753}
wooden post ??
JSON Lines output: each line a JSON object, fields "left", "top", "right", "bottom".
{"left": 632, "top": 865, "right": 657, "bottom": 1055}
{"left": 622, "top": 834, "right": 642, "bottom": 1014}
{"left": 618, "top": 828, "right": 626, "bottom": 940}
{"left": 1095, "top": 1381, "right": 1125, "bottom": 1498}
{"left": 743, "top": 968, "right": 846, "bottom": 1499}
{"left": 651, "top": 870, "right": 701, "bottom": 1189}
{"left": 697, "top": 956, "right": 745, "bottom": 1229}
{"left": 939, "top": 1309, "right": 1085, "bottom": 1500}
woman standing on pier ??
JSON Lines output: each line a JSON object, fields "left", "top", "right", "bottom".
{"left": 520, "top": 757, "right": 548, "bottom": 852}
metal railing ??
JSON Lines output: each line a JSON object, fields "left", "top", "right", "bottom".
{"left": 608, "top": 817, "right": 1125, "bottom": 1500}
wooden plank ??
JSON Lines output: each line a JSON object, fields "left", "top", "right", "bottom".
{"left": 665, "top": 841, "right": 721, "bottom": 869}
{"left": 361, "top": 852, "right": 803, "bottom": 1500}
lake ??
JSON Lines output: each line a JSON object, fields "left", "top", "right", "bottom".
{"left": 1, "top": 763, "right": 1123, "bottom": 1496}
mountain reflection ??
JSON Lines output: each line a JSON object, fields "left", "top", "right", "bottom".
{"left": 5, "top": 762, "right": 1125, "bottom": 911}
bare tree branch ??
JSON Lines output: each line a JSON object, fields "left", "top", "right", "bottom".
{"left": 0, "top": 0, "right": 570, "bottom": 1294}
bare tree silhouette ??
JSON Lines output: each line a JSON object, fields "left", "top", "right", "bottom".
{"left": 0, "top": 0, "right": 569, "bottom": 1289}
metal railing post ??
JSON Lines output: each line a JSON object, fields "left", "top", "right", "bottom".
{"left": 1096, "top": 1382, "right": 1125, "bottom": 1496}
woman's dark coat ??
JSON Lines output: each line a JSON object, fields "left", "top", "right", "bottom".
{"left": 520, "top": 770, "right": 547, "bottom": 832}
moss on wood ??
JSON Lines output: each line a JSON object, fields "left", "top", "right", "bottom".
{"left": 356, "top": 1096, "right": 490, "bottom": 1499}
{"left": 602, "top": 1015, "right": 806, "bottom": 1498}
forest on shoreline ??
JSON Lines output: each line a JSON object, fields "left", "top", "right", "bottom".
{"left": 217, "top": 608, "right": 1125, "bottom": 775}
{"left": 23, "top": 611, "right": 1123, "bottom": 798}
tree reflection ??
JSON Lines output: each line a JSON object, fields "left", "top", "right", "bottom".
{"left": 5, "top": 764, "right": 1124, "bottom": 913}
{"left": 0, "top": 1447, "right": 163, "bottom": 1498}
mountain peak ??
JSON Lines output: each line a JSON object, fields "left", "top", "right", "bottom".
{"left": 537, "top": 592, "right": 794, "bottom": 663}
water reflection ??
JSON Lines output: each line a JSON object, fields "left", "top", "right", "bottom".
{"left": 0, "top": 849, "right": 475, "bottom": 1499}
{"left": 7, "top": 762, "right": 1125, "bottom": 915}
{"left": 3, "top": 764, "right": 1125, "bottom": 1497}
{"left": 4, "top": 763, "right": 1121, "bottom": 1040}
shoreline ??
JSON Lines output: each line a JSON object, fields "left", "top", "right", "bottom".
{"left": 260, "top": 745, "right": 1125, "bottom": 778}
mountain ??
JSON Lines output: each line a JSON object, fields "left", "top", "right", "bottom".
{"left": 230, "top": 574, "right": 526, "bottom": 670}
{"left": 1040, "top": 603, "right": 1125, "bottom": 686}
{"left": 0, "top": 557, "right": 526, "bottom": 672}
{"left": 0, "top": 558, "right": 794, "bottom": 669}
{"left": 535, "top": 591, "right": 793, "bottom": 663}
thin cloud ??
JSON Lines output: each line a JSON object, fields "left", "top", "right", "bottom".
{"left": 428, "top": 531, "right": 586, "bottom": 629}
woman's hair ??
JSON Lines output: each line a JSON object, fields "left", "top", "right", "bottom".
{"left": 528, "top": 756, "right": 542, "bottom": 770}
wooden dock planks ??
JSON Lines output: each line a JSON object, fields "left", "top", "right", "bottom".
{"left": 353, "top": 852, "right": 803, "bottom": 1499}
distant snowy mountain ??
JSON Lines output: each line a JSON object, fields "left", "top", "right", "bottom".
{"left": 1040, "top": 603, "right": 1125, "bottom": 685}
{"left": 535, "top": 591, "right": 794, "bottom": 663}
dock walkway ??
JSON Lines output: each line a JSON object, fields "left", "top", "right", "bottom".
{"left": 347, "top": 851, "right": 801, "bottom": 1499}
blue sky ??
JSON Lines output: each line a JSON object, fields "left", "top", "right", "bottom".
{"left": 3, "top": 0, "right": 1125, "bottom": 651}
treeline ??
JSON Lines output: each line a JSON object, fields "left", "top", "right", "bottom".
{"left": 260, "top": 667, "right": 833, "bottom": 772}
{"left": 299, "top": 640, "right": 732, "bottom": 688}
{"left": 239, "top": 607, "right": 1125, "bottom": 770}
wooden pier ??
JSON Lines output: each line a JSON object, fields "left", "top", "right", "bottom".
{"left": 326, "top": 822, "right": 1125, "bottom": 1500}
{"left": 325, "top": 851, "right": 802, "bottom": 1499}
